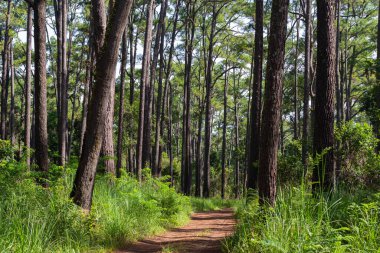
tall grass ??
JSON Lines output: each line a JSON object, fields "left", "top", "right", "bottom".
{"left": 224, "top": 185, "right": 380, "bottom": 253}
{"left": 0, "top": 164, "right": 191, "bottom": 252}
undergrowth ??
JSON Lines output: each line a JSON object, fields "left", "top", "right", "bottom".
{"left": 0, "top": 148, "right": 192, "bottom": 252}
{"left": 224, "top": 185, "right": 380, "bottom": 253}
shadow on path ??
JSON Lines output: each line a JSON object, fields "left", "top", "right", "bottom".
{"left": 116, "top": 208, "right": 236, "bottom": 253}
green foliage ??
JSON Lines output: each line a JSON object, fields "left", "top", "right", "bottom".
{"left": 0, "top": 156, "right": 191, "bottom": 252}
{"left": 278, "top": 140, "right": 304, "bottom": 185}
{"left": 224, "top": 186, "right": 380, "bottom": 253}
{"left": 335, "top": 121, "right": 380, "bottom": 189}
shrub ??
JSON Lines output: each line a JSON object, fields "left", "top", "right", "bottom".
{"left": 335, "top": 121, "right": 380, "bottom": 189}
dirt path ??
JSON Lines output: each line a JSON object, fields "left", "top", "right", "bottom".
{"left": 116, "top": 208, "right": 236, "bottom": 253}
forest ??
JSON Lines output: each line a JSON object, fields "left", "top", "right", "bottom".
{"left": 0, "top": 0, "right": 379, "bottom": 252}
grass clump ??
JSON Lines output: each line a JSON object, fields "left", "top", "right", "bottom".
{"left": 0, "top": 149, "right": 191, "bottom": 252}
{"left": 224, "top": 186, "right": 380, "bottom": 253}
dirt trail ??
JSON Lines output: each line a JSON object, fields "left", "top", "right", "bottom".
{"left": 116, "top": 208, "right": 236, "bottom": 253}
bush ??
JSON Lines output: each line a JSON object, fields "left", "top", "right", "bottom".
{"left": 278, "top": 140, "right": 304, "bottom": 185}
{"left": 335, "top": 121, "right": 380, "bottom": 189}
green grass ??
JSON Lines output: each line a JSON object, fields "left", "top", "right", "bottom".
{"left": 0, "top": 164, "right": 192, "bottom": 252}
{"left": 224, "top": 185, "right": 380, "bottom": 253}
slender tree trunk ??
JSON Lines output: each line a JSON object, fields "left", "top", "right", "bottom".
{"left": 9, "top": 45, "right": 15, "bottom": 145}
{"left": 137, "top": 0, "right": 154, "bottom": 180}
{"left": 100, "top": 75, "right": 116, "bottom": 175}
{"left": 80, "top": 48, "right": 92, "bottom": 156}
{"left": 116, "top": 30, "right": 128, "bottom": 177}
{"left": 233, "top": 71, "right": 240, "bottom": 198}
{"left": 312, "top": 0, "right": 336, "bottom": 191}
{"left": 168, "top": 81, "right": 174, "bottom": 186}
{"left": 181, "top": 0, "right": 195, "bottom": 195}
{"left": 128, "top": 10, "right": 137, "bottom": 174}
{"left": 293, "top": 16, "right": 300, "bottom": 140}
{"left": 247, "top": 0, "right": 263, "bottom": 191}
{"left": 142, "top": 0, "right": 157, "bottom": 170}
{"left": 34, "top": 0, "right": 49, "bottom": 176}
{"left": 25, "top": 5, "right": 33, "bottom": 169}
{"left": 258, "top": 0, "right": 289, "bottom": 206}
{"left": 1, "top": 0, "right": 11, "bottom": 140}
{"left": 71, "top": 0, "right": 133, "bottom": 211}
{"left": 302, "top": 0, "right": 311, "bottom": 171}
{"left": 221, "top": 66, "right": 228, "bottom": 199}
{"left": 375, "top": 0, "right": 380, "bottom": 152}
{"left": 346, "top": 46, "right": 355, "bottom": 121}
{"left": 68, "top": 39, "right": 85, "bottom": 160}
{"left": 153, "top": 0, "right": 169, "bottom": 176}
{"left": 335, "top": 0, "right": 343, "bottom": 179}
{"left": 203, "top": 3, "right": 219, "bottom": 198}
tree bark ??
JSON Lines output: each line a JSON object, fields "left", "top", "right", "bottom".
{"left": 34, "top": 0, "right": 49, "bottom": 175}
{"left": 71, "top": 0, "right": 133, "bottom": 211}
{"left": 247, "top": 0, "right": 263, "bottom": 191}
{"left": 203, "top": 3, "right": 219, "bottom": 198}
{"left": 293, "top": 15, "right": 300, "bottom": 140}
{"left": 258, "top": 0, "right": 289, "bottom": 206}
{"left": 182, "top": 0, "right": 195, "bottom": 195}
{"left": 221, "top": 65, "right": 228, "bottom": 199}
{"left": 25, "top": 4, "right": 33, "bottom": 169}
{"left": 376, "top": 0, "right": 380, "bottom": 152}
{"left": 233, "top": 70, "right": 240, "bottom": 199}
{"left": 302, "top": 0, "right": 311, "bottom": 171}
{"left": 312, "top": 0, "right": 336, "bottom": 191}
{"left": 9, "top": 45, "right": 15, "bottom": 145}
{"left": 1, "top": 0, "right": 11, "bottom": 140}
{"left": 153, "top": 0, "right": 169, "bottom": 176}
{"left": 142, "top": 0, "right": 157, "bottom": 170}
{"left": 116, "top": 30, "right": 128, "bottom": 177}
{"left": 137, "top": 0, "right": 154, "bottom": 181}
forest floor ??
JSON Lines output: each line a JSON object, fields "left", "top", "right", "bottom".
{"left": 116, "top": 208, "right": 236, "bottom": 253}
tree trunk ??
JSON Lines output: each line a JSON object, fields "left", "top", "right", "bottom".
{"left": 137, "top": 0, "right": 154, "bottom": 181}
{"left": 68, "top": 38, "right": 85, "bottom": 160}
{"left": 302, "top": 0, "right": 311, "bottom": 171}
{"left": 9, "top": 45, "right": 15, "bottom": 145}
{"left": 34, "top": 0, "right": 49, "bottom": 176}
{"left": 293, "top": 15, "right": 300, "bottom": 140}
{"left": 142, "top": 0, "right": 157, "bottom": 170}
{"left": 221, "top": 66, "right": 228, "bottom": 199}
{"left": 233, "top": 70, "right": 240, "bottom": 199}
{"left": 153, "top": 0, "right": 169, "bottom": 176}
{"left": 247, "top": 0, "right": 263, "bottom": 190}
{"left": 116, "top": 30, "right": 128, "bottom": 177}
{"left": 168, "top": 82, "right": 174, "bottom": 186}
{"left": 203, "top": 3, "right": 218, "bottom": 198}
{"left": 1, "top": 0, "right": 11, "bottom": 140}
{"left": 312, "top": 0, "right": 336, "bottom": 191}
{"left": 25, "top": 4, "right": 33, "bottom": 169}
{"left": 375, "top": 0, "right": 380, "bottom": 152}
{"left": 182, "top": 0, "right": 195, "bottom": 195}
{"left": 80, "top": 48, "right": 92, "bottom": 156}
{"left": 128, "top": 10, "right": 137, "bottom": 175}
{"left": 258, "top": 0, "right": 289, "bottom": 206}
{"left": 70, "top": 0, "right": 133, "bottom": 211}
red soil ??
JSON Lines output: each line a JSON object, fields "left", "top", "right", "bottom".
{"left": 116, "top": 208, "right": 236, "bottom": 253}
